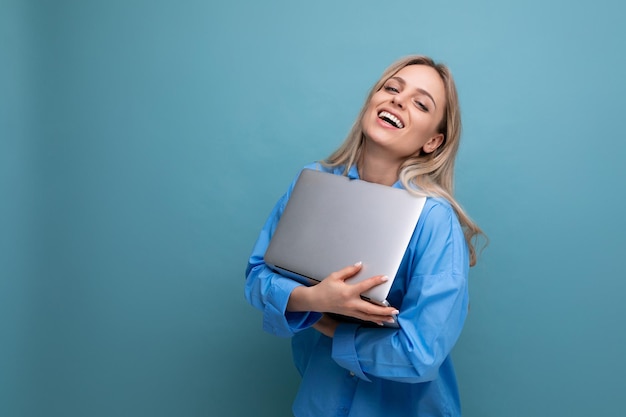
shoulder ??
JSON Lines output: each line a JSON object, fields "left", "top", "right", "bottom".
{"left": 287, "top": 162, "right": 347, "bottom": 186}
{"left": 287, "top": 162, "right": 340, "bottom": 189}
{"left": 415, "top": 196, "right": 465, "bottom": 249}
{"left": 285, "top": 162, "right": 329, "bottom": 188}
{"left": 410, "top": 196, "right": 469, "bottom": 275}
{"left": 421, "top": 197, "right": 457, "bottom": 225}
{"left": 277, "top": 162, "right": 343, "bottom": 209}
{"left": 301, "top": 161, "right": 345, "bottom": 175}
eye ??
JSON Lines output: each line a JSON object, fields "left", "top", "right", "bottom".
{"left": 384, "top": 85, "right": 399, "bottom": 93}
{"left": 414, "top": 100, "right": 429, "bottom": 112}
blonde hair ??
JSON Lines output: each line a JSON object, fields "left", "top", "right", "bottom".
{"left": 324, "top": 55, "right": 486, "bottom": 266}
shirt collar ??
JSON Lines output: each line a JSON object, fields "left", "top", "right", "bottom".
{"left": 347, "top": 164, "right": 360, "bottom": 180}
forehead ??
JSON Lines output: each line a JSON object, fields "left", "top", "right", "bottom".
{"left": 388, "top": 65, "right": 446, "bottom": 103}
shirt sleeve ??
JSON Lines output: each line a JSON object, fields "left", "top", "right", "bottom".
{"left": 331, "top": 199, "right": 470, "bottom": 383}
{"left": 244, "top": 181, "right": 322, "bottom": 338}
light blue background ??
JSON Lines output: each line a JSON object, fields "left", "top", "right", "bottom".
{"left": 2, "top": 1, "right": 625, "bottom": 416}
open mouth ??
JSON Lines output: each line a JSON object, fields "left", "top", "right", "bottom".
{"left": 378, "top": 111, "right": 404, "bottom": 129}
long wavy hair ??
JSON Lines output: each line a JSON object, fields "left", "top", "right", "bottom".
{"left": 323, "top": 55, "right": 486, "bottom": 266}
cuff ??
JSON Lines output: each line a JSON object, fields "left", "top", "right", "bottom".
{"left": 262, "top": 277, "right": 321, "bottom": 337}
{"left": 331, "top": 322, "right": 371, "bottom": 382}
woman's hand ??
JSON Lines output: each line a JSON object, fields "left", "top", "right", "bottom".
{"left": 313, "top": 314, "right": 340, "bottom": 338}
{"left": 287, "top": 262, "right": 399, "bottom": 326}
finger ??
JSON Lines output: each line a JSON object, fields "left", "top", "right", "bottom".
{"left": 356, "top": 312, "right": 398, "bottom": 326}
{"left": 327, "top": 262, "right": 363, "bottom": 282}
{"left": 354, "top": 301, "right": 399, "bottom": 318}
{"left": 362, "top": 308, "right": 399, "bottom": 323}
{"left": 352, "top": 274, "right": 390, "bottom": 294}
{"left": 337, "top": 302, "right": 398, "bottom": 326}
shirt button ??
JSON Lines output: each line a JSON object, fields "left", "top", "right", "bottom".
{"left": 349, "top": 371, "right": 355, "bottom": 377}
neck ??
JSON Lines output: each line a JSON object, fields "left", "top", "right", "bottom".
{"left": 358, "top": 152, "right": 401, "bottom": 186}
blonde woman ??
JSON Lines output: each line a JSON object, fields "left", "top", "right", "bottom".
{"left": 245, "top": 55, "right": 485, "bottom": 417}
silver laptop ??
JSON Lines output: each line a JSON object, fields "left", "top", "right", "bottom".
{"left": 264, "top": 168, "right": 427, "bottom": 327}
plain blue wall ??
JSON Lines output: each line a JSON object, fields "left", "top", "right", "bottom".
{"left": 2, "top": 0, "right": 625, "bottom": 416}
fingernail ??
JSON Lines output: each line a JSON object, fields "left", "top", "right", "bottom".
{"left": 391, "top": 310, "right": 400, "bottom": 315}
{"left": 354, "top": 261, "right": 362, "bottom": 267}
{"left": 386, "top": 318, "right": 396, "bottom": 323}
{"left": 380, "top": 275, "right": 389, "bottom": 282}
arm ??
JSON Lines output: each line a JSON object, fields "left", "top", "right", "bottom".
{"left": 330, "top": 200, "right": 470, "bottom": 383}
{"left": 287, "top": 263, "right": 399, "bottom": 326}
{"left": 244, "top": 191, "right": 322, "bottom": 337}
{"left": 245, "top": 197, "right": 399, "bottom": 336}
{"left": 245, "top": 167, "right": 399, "bottom": 336}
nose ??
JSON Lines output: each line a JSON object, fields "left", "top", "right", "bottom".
{"left": 391, "top": 94, "right": 405, "bottom": 109}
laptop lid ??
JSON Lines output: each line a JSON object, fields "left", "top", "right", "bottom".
{"left": 264, "top": 168, "right": 426, "bottom": 307}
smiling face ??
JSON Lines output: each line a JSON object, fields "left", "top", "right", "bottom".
{"left": 361, "top": 64, "right": 447, "bottom": 161}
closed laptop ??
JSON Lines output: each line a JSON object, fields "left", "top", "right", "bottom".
{"left": 264, "top": 168, "right": 427, "bottom": 326}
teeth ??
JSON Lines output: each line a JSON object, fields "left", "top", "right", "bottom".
{"left": 378, "top": 111, "right": 404, "bottom": 128}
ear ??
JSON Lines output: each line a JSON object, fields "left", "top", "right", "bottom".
{"left": 422, "top": 133, "right": 444, "bottom": 154}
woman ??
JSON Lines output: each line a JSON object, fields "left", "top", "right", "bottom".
{"left": 245, "top": 55, "right": 485, "bottom": 417}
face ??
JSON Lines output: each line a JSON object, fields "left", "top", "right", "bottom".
{"left": 361, "top": 64, "right": 446, "bottom": 160}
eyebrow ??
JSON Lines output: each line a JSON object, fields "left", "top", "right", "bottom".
{"left": 389, "top": 76, "right": 437, "bottom": 110}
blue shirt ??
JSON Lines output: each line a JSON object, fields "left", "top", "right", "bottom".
{"left": 245, "top": 162, "right": 470, "bottom": 417}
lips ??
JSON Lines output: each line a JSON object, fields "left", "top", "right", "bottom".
{"left": 378, "top": 110, "right": 404, "bottom": 129}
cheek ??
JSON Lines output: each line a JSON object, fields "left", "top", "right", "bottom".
{"left": 360, "top": 114, "right": 369, "bottom": 133}
{"left": 413, "top": 111, "right": 442, "bottom": 137}
{"left": 361, "top": 105, "right": 377, "bottom": 131}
